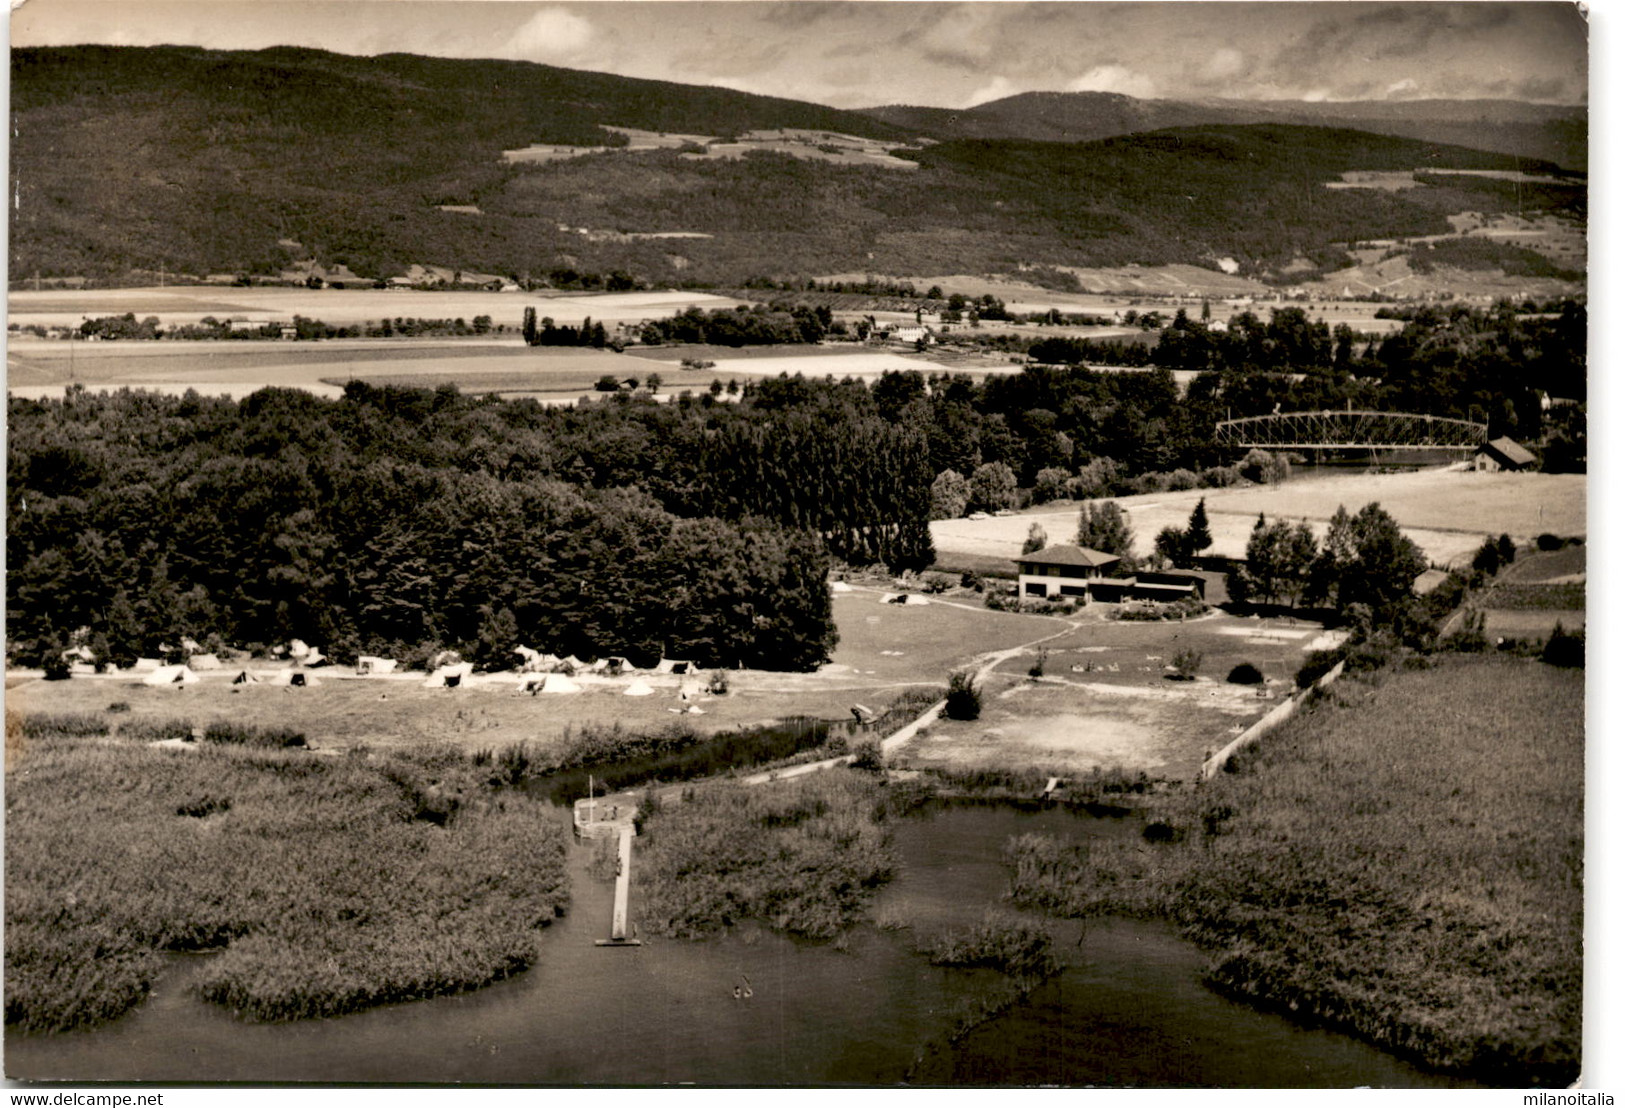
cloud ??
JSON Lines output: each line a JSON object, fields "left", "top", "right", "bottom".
{"left": 1068, "top": 65, "right": 1158, "bottom": 99}
{"left": 963, "top": 76, "right": 1019, "bottom": 108}
{"left": 503, "top": 7, "right": 594, "bottom": 63}
{"left": 1385, "top": 78, "right": 1419, "bottom": 98}
{"left": 1202, "top": 48, "right": 1247, "bottom": 82}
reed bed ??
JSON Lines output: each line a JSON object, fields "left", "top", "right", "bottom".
{"left": 1003, "top": 657, "right": 1583, "bottom": 1086}
{"left": 637, "top": 770, "right": 895, "bottom": 940}
{"left": 5, "top": 721, "right": 569, "bottom": 1031}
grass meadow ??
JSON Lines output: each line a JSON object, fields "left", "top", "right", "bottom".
{"left": 4, "top": 712, "right": 569, "bottom": 1031}
{"left": 1004, "top": 657, "right": 1583, "bottom": 1085}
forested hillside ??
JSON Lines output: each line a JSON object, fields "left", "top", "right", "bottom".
{"left": 861, "top": 91, "right": 1587, "bottom": 170}
{"left": 10, "top": 46, "right": 1584, "bottom": 286}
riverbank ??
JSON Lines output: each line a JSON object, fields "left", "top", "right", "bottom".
{"left": 4, "top": 713, "right": 569, "bottom": 1031}
{"left": 1003, "top": 655, "right": 1583, "bottom": 1085}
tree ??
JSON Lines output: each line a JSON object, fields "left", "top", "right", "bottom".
{"left": 945, "top": 672, "right": 981, "bottom": 720}
{"left": 1076, "top": 501, "right": 1133, "bottom": 557}
{"left": 471, "top": 604, "right": 519, "bottom": 672}
{"left": 930, "top": 469, "right": 970, "bottom": 520}
{"left": 1032, "top": 467, "right": 1070, "bottom": 504}
{"left": 645, "top": 373, "right": 662, "bottom": 394}
{"left": 1186, "top": 498, "right": 1212, "bottom": 558}
{"left": 967, "top": 462, "right": 1017, "bottom": 513}
{"left": 522, "top": 306, "right": 538, "bottom": 346}
{"left": 1472, "top": 536, "right": 1502, "bottom": 577}
{"left": 1240, "top": 448, "right": 1291, "bottom": 485}
{"left": 1022, "top": 523, "right": 1048, "bottom": 555}
{"left": 1154, "top": 525, "right": 1189, "bottom": 568}
{"left": 1497, "top": 533, "right": 1517, "bottom": 566}
{"left": 1237, "top": 516, "right": 1317, "bottom": 607}
{"left": 1340, "top": 502, "right": 1427, "bottom": 615}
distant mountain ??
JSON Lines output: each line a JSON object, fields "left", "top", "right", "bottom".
{"left": 861, "top": 92, "right": 1587, "bottom": 170}
{"left": 9, "top": 46, "right": 1586, "bottom": 288}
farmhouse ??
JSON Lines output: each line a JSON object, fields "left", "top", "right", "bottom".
{"left": 1474, "top": 436, "right": 1536, "bottom": 472}
{"left": 1016, "top": 544, "right": 1121, "bottom": 599}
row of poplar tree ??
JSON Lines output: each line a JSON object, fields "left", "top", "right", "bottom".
{"left": 6, "top": 378, "right": 932, "bottom": 671}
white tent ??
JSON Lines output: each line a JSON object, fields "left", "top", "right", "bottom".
{"left": 561, "top": 655, "right": 587, "bottom": 672}
{"left": 268, "top": 669, "right": 320, "bottom": 687}
{"left": 623, "top": 679, "right": 655, "bottom": 697}
{"left": 357, "top": 655, "right": 398, "bottom": 675}
{"left": 232, "top": 670, "right": 261, "bottom": 685}
{"left": 830, "top": 580, "right": 855, "bottom": 593}
{"left": 143, "top": 664, "right": 198, "bottom": 687}
{"left": 902, "top": 594, "right": 930, "bottom": 606}
{"left": 288, "top": 638, "right": 311, "bottom": 661}
{"left": 189, "top": 652, "right": 223, "bottom": 671}
{"left": 653, "top": 659, "right": 694, "bottom": 675}
{"left": 133, "top": 658, "right": 162, "bottom": 672}
{"left": 423, "top": 662, "right": 475, "bottom": 688}
{"left": 539, "top": 672, "right": 581, "bottom": 694}
{"left": 302, "top": 648, "right": 325, "bottom": 666}
{"left": 517, "top": 672, "right": 548, "bottom": 692}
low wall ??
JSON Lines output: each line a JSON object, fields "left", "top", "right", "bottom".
{"left": 1199, "top": 661, "right": 1346, "bottom": 781}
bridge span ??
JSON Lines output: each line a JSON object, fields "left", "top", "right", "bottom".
{"left": 1215, "top": 410, "right": 1488, "bottom": 451}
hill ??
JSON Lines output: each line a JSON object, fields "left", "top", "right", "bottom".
{"left": 861, "top": 91, "right": 1587, "bottom": 171}
{"left": 9, "top": 46, "right": 1586, "bottom": 288}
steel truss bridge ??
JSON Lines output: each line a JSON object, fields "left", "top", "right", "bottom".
{"left": 1214, "top": 410, "right": 1488, "bottom": 451}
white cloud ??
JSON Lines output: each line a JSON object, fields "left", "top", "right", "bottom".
{"left": 1202, "top": 48, "right": 1246, "bottom": 81}
{"left": 1385, "top": 77, "right": 1420, "bottom": 98}
{"left": 963, "top": 76, "right": 1018, "bottom": 108}
{"left": 503, "top": 8, "right": 594, "bottom": 63}
{"left": 1300, "top": 88, "right": 1331, "bottom": 103}
{"left": 1067, "top": 65, "right": 1158, "bottom": 100}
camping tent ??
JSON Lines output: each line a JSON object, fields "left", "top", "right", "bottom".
{"left": 142, "top": 664, "right": 198, "bottom": 687}
{"left": 268, "top": 669, "right": 319, "bottom": 687}
{"left": 653, "top": 659, "right": 694, "bottom": 675}
{"left": 517, "top": 672, "right": 547, "bottom": 692}
{"left": 232, "top": 670, "right": 261, "bottom": 685}
{"left": 423, "top": 662, "right": 475, "bottom": 688}
{"left": 357, "top": 656, "right": 398, "bottom": 675}
{"left": 538, "top": 672, "right": 581, "bottom": 694}
{"left": 623, "top": 680, "right": 655, "bottom": 697}
{"left": 830, "top": 581, "right": 855, "bottom": 593}
{"left": 189, "top": 653, "right": 223, "bottom": 671}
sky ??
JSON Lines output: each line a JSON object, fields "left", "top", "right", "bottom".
{"left": 9, "top": 0, "right": 1590, "bottom": 109}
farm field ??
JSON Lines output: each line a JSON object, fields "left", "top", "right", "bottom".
{"left": 5, "top": 340, "right": 694, "bottom": 402}
{"left": 629, "top": 347, "right": 955, "bottom": 379}
{"left": 6, "top": 287, "right": 748, "bottom": 330}
{"left": 932, "top": 466, "right": 1585, "bottom": 571}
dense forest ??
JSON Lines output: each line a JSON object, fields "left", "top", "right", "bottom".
{"left": 6, "top": 380, "right": 936, "bottom": 671}
{"left": 10, "top": 46, "right": 1585, "bottom": 286}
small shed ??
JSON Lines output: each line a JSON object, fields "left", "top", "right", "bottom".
{"left": 1474, "top": 437, "right": 1536, "bottom": 472}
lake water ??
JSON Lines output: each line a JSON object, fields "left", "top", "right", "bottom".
{"left": 5, "top": 799, "right": 1462, "bottom": 1086}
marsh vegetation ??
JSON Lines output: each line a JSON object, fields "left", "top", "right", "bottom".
{"left": 4, "top": 712, "right": 569, "bottom": 1031}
